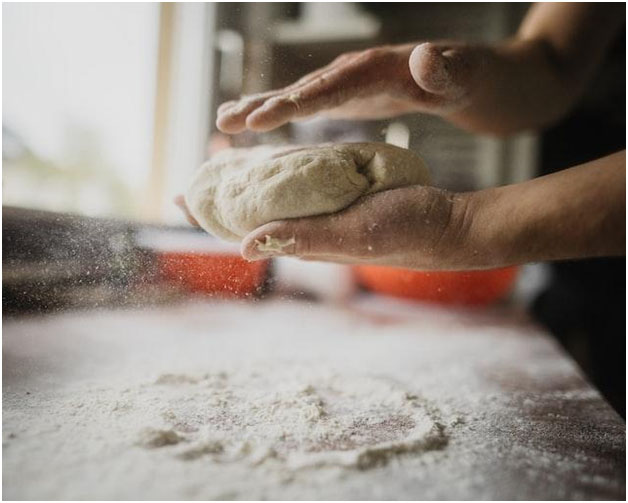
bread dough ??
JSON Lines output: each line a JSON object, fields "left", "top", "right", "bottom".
{"left": 185, "top": 142, "right": 430, "bottom": 241}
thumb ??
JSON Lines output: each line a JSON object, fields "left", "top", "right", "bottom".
{"left": 241, "top": 216, "right": 344, "bottom": 261}
{"left": 409, "top": 42, "right": 481, "bottom": 101}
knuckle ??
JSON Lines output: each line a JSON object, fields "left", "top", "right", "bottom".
{"left": 364, "top": 46, "right": 391, "bottom": 62}
{"left": 360, "top": 47, "right": 380, "bottom": 61}
{"left": 334, "top": 51, "right": 356, "bottom": 64}
{"left": 263, "top": 95, "right": 297, "bottom": 114}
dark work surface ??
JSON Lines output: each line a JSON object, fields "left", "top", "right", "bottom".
{"left": 3, "top": 299, "right": 625, "bottom": 499}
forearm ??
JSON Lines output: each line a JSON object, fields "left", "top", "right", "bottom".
{"left": 446, "top": 3, "right": 624, "bottom": 135}
{"left": 465, "top": 151, "right": 626, "bottom": 267}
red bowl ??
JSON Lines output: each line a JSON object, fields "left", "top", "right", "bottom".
{"left": 353, "top": 265, "right": 518, "bottom": 306}
{"left": 158, "top": 252, "right": 269, "bottom": 297}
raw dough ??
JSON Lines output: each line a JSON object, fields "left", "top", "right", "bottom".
{"left": 186, "top": 142, "right": 430, "bottom": 241}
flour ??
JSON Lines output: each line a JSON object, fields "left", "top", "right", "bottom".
{"left": 143, "top": 364, "right": 446, "bottom": 471}
{"left": 3, "top": 300, "right": 623, "bottom": 500}
{"left": 256, "top": 235, "right": 296, "bottom": 253}
{"left": 2, "top": 360, "right": 450, "bottom": 500}
{"left": 138, "top": 428, "right": 185, "bottom": 448}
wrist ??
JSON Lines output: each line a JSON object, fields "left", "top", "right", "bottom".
{"left": 427, "top": 189, "right": 505, "bottom": 270}
{"left": 457, "top": 188, "right": 516, "bottom": 269}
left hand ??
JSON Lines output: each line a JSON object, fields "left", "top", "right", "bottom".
{"left": 215, "top": 42, "right": 477, "bottom": 134}
{"left": 174, "top": 194, "right": 199, "bottom": 227}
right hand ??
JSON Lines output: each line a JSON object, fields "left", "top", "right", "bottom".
{"left": 239, "top": 185, "right": 480, "bottom": 271}
{"left": 216, "top": 42, "right": 485, "bottom": 134}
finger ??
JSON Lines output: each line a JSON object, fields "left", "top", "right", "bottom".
{"left": 243, "top": 95, "right": 302, "bottom": 132}
{"left": 240, "top": 199, "right": 382, "bottom": 263}
{"left": 408, "top": 42, "right": 477, "bottom": 102}
{"left": 241, "top": 217, "right": 348, "bottom": 261}
{"left": 173, "top": 195, "right": 199, "bottom": 227}
{"left": 216, "top": 55, "right": 351, "bottom": 133}
{"left": 287, "top": 56, "right": 349, "bottom": 89}
{"left": 216, "top": 94, "right": 271, "bottom": 133}
{"left": 217, "top": 88, "right": 285, "bottom": 118}
{"left": 216, "top": 100, "right": 238, "bottom": 115}
{"left": 245, "top": 61, "right": 365, "bottom": 131}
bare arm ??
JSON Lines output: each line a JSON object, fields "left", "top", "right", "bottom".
{"left": 446, "top": 3, "right": 625, "bottom": 134}
{"left": 467, "top": 150, "right": 626, "bottom": 267}
{"left": 216, "top": 3, "right": 624, "bottom": 136}
{"left": 241, "top": 151, "right": 626, "bottom": 269}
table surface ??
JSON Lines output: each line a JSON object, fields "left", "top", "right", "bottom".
{"left": 3, "top": 296, "right": 625, "bottom": 500}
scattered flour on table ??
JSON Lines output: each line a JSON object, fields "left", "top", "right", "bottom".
{"left": 140, "top": 363, "right": 447, "bottom": 470}
{"left": 4, "top": 299, "right": 620, "bottom": 500}
{"left": 3, "top": 361, "right": 451, "bottom": 499}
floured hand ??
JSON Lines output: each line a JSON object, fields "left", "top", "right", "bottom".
{"left": 216, "top": 42, "right": 483, "bottom": 134}
{"left": 240, "top": 185, "right": 476, "bottom": 271}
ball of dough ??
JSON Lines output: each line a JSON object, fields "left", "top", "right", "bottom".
{"left": 185, "top": 142, "right": 430, "bottom": 242}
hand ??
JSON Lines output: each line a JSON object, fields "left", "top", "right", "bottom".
{"left": 217, "top": 3, "right": 624, "bottom": 137}
{"left": 240, "top": 185, "right": 476, "bottom": 271}
{"left": 179, "top": 151, "right": 626, "bottom": 269}
{"left": 174, "top": 194, "right": 199, "bottom": 227}
{"left": 216, "top": 42, "right": 480, "bottom": 134}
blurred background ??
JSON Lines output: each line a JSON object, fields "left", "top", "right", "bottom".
{"left": 3, "top": 2, "right": 537, "bottom": 223}
{"left": 3, "top": 3, "right": 159, "bottom": 219}
{"left": 2, "top": 3, "right": 625, "bottom": 414}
